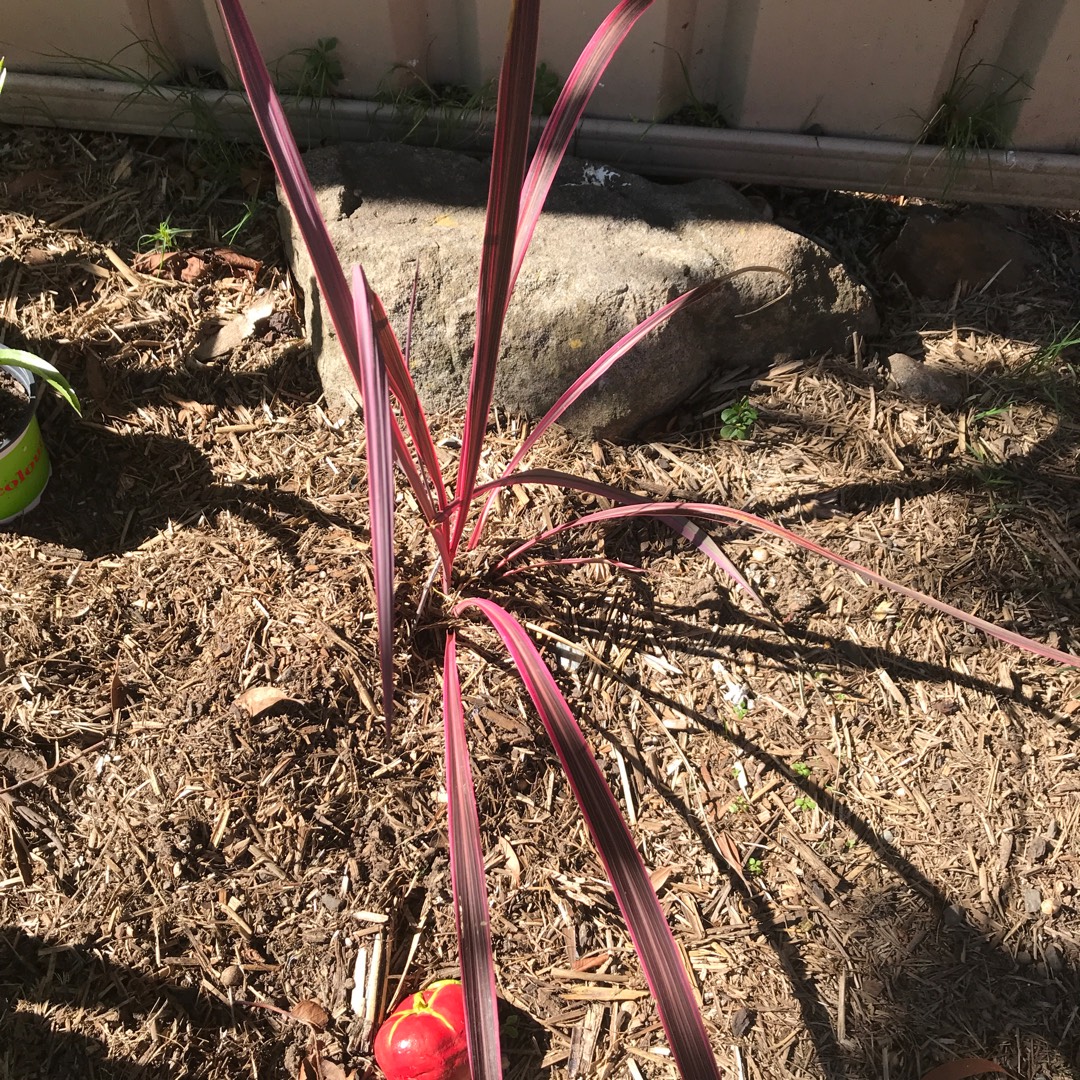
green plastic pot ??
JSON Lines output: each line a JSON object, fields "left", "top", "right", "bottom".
{"left": 0, "top": 364, "right": 51, "bottom": 524}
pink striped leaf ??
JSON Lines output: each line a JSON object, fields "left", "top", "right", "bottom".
{"left": 443, "top": 633, "right": 503, "bottom": 1080}
{"left": 512, "top": 0, "right": 655, "bottom": 292}
{"left": 456, "top": 598, "right": 723, "bottom": 1079}
{"left": 352, "top": 266, "right": 397, "bottom": 736}
{"left": 452, "top": 0, "right": 540, "bottom": 555}
{"left": 469, "top": 267, "right": 785, "bottom": 552}
{"left": 498, "top": 498, "right": 1080, "bottom": 667}
{"left": 369, "top": 289, "right": 449, "bottom": 523}
{"left": 215, "top": 0, "right": 444, "bottom": 526}
{"left": 463, "top": 468, "right": 762, "bottom": 604}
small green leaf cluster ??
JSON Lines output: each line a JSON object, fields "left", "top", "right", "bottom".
{"left": 720, "top": 397, "right": 758, "bottom": 440}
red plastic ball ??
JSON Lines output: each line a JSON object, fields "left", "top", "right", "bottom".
{"left": 374, "top": 980, "right": 470, "bottom": 1080}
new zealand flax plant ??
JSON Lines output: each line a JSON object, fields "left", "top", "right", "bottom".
{"left": 215, "top": 1, "right": 1080, "bottom": 1074}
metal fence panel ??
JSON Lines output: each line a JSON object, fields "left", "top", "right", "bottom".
{"left": 1, "top": 0, "right": 1076, "bottom": 152}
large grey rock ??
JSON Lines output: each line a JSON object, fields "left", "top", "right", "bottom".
{"left": 282, "top": 142, "right": 878, "bottom": 440}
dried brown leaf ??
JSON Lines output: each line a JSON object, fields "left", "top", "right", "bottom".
{"left": 214, "top": 248, "right": 262, "bottom": 276}
{"left": 6, "top": 169, "right": 63, "bottom": 198}
{"left": 290, "top": 998, "right": 330, "bottom": 1031}
{"left": 132, "top": 250, "right": 181, "bottom": 274}
{"left": 234, "top": 686, "right": 297, "bottom": 718}
{"left": 648, "top": 865, "right": 674, "bottom": 892}
{"left": 921, "top": 1058, "right": 1006, "bottom": 1080}
{"left": 7, "top": 819, "right": 33, "bottom": 886}
{"left": 194, "top": 301, "right": 275, "bottom": 360}
{"left": 714, "top": 831, "right": 751, "bottom": 891}
{"left": 498, "top": 835, "right": 521, "bottom": 888}
{"left": 180, "top": 255, "right": 210, "bottom": 283}
{"left": 316, "top": 1062, "right": 354, "bottom": 1080}
{"left": 730, "top": 1007, "right": 755, "bottom": 1037}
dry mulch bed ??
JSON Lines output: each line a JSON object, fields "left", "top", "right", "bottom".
{"left": 1, "top": 126, "right": 1079, "bottom": 1080}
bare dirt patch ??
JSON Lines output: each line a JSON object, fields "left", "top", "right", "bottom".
{"left": 1, "top": 127, "right": 1079, "bottom": 1080}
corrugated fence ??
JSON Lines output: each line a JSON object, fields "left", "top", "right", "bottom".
{"left": 2, "top": 0, "right": 1078, "bottom": 153}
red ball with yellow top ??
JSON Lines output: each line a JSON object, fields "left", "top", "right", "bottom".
{"left": 374, "top": 980, "right": 470, "bottom": 1080}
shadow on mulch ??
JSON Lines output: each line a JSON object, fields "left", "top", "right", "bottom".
{"left": 642, "top": 671, "right": 1079, "bottom": 1080}
{"left": 505, "top": 565, "right": 1080, "bottom": 1078}
{"left": 730, "top": 724, "right": 1079, "bottom": 1080}
{"left": 0, "top": 926, "right": 273, "bottom": 1079}
{"left": 0, "top": 923, "right": 552, "bottom": 1080}
{"left": 0, "top": 327, "right": 364, "bottom": 560}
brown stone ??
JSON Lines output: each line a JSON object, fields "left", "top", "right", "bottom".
{"left": 879, "top": 212, "right": 1037, "bottom": 300}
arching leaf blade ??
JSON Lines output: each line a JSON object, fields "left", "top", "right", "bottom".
{"left": 456, "top": 598, "right": 723, "bottom": 1080}
{"left": 443, "top": 633, "right": 503, "bottom": 1080}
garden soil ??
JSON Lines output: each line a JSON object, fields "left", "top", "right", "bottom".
{"left": 1, "top": 127, "right": 1079, "bottom": 1080}
{"left": 0, "top": 369, "right": 29, "bottom": 447}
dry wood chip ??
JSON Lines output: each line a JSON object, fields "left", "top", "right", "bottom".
{"left": 562, "top": 988, "right": 648, "bottom": 1002}
{"left": 233, "top": 685, "right": 299, "bottom": 718}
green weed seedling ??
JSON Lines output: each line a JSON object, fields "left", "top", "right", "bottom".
{"left": 746, "top": 856, "right": 764, "bottom": 877}
{"left": 375, "top": 61, "right": 562, "bottom": 146}
{"left": 971, "top": 401, "right": 1014, "bottom": 425}
{"left": 273, "top": 36, "right": 345, "bottom": 134}
{"left": 533, "top": 62, "right": 562, "bottom": 116}
{"left": 285, "top": 37, "right": 344, "bottom": 99}
{"left": 221, "top": 196, "right": 263, "bottom": 245}
{"left": 792, "top": 762, "right": 814, "bottom": 811}
{"left": 59, "top": 34, "right": 255, "bottom": 187}
{"left": 139, "top": 215, "right": 192, "bottom": 257}
{"left": 660, "top": 45, "right": 728, "bottom": 128}
{"left": 720, "top": 397, "right": 758, "bottom": 440}
{"left": 1026, "top": 320, "right": 1080, "bottom": 373}
{"left": 374, "top": 65, "right": 493, "bottom": 145}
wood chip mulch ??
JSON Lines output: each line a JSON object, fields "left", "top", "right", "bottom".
{"left": 1, "top": 127, "right": 1079, "bottom": 1080}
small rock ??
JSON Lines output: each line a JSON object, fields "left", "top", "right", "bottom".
{"left": 320, "top": 893, "right": 342, "bottom": 913}
{"left": 1023, "top": 887, "right": 1043, "bottom": 914}
{"left": 220, "top": 964, "right": 244, "bottom": 988}
{"left": 879, "top": 211, "right": 1037, "bottom": 299}
{"left": 884, "top": 352, "right": 964, "bottom": 408}
{"left": 1025, "top": 835, "right": 1049, "bottom": 864}
{"left": 730, "top": 1007, "right": 755, "bottom": 1036}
